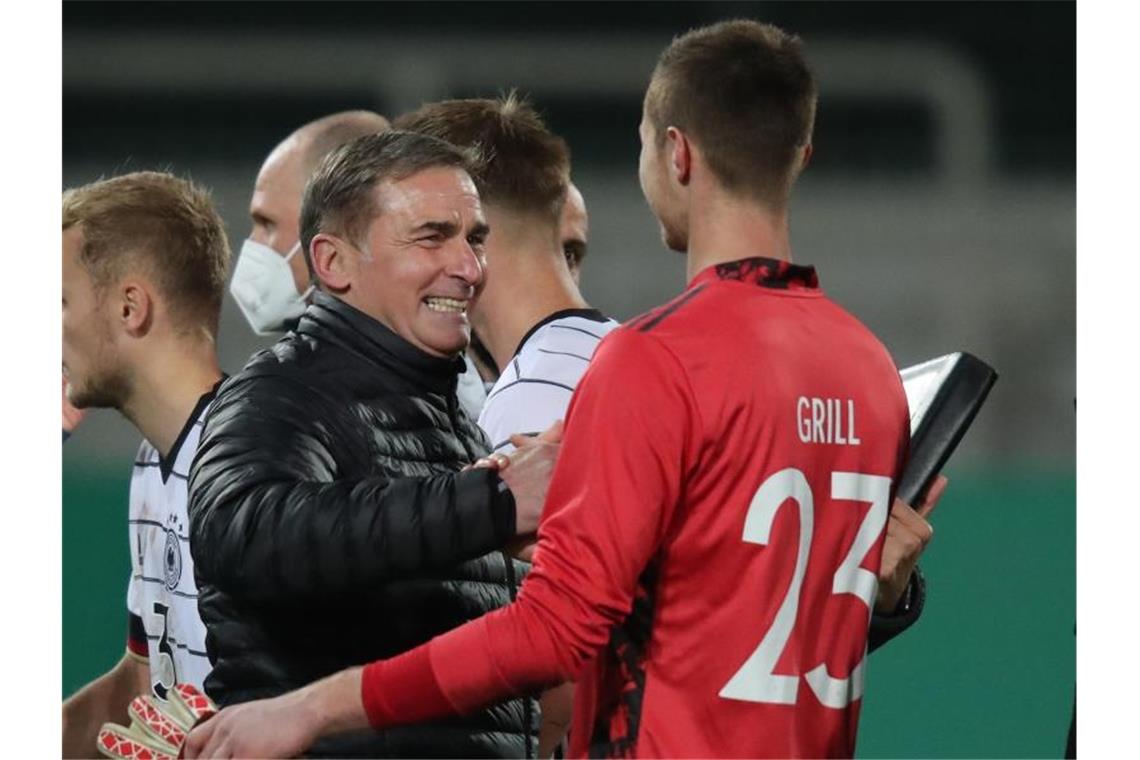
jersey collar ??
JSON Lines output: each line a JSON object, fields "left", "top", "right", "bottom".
{"left": 692, "top": 256, "right": 820, "bottom": 291}
{"left": 158, "top": 376, "right": 225, "bottom": 483}
{"left": 511, "top": 308, "right": 610, "bottom": 365}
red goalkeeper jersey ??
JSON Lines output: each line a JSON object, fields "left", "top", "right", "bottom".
{"left": 363, "top": 257, "right": 910, "bottom": 758}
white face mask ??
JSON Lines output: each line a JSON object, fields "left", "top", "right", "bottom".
{"left": 229, "top": 239, "right": 315, "bottom": 335}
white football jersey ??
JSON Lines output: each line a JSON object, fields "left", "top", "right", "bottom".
{"left": 125, "top": 388, "right": 217, "bottom": 699}
{"left": 456, "top": 350, "right": 489, "bottom": 422}
{"left": 478, "top": 309, "right": 618, "bottom": 453}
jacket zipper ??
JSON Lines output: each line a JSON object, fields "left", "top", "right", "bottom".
{"left": 445, "top": 391, "right": 479, "bottom": 464}
{"left": 450, "top": 389, "right": 534, "bottom": 758}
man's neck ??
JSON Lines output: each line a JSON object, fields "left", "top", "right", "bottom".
{"left": 684, "top": 186, "right": 794, "bottom": 283}
{"left": 120, "top": 337, "right": 222, "bottom": 459}
{"left": 477, "top": 253, "right": 588, "bottom": 374}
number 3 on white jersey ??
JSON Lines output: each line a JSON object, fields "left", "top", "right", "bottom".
{"left": 719, "top": 468, "right": 891, "bottom": 709}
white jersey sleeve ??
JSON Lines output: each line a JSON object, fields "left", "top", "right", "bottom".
{"left": 480, "top": 378, "right": 573, "bottom": 453}
{"left": 478, "top": 310, "right": 619, "bottom": 453}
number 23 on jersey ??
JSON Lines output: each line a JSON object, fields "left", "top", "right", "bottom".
{"left": 720, "top": 468, "right": 891, "bottom": 709}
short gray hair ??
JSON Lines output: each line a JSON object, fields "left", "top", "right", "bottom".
{"left": 299, "top": 129, "right": 481, "bottom": 282}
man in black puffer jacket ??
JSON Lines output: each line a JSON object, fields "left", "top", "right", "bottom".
{"left": 188, "top": 131, "right": 554, "bottom": 757}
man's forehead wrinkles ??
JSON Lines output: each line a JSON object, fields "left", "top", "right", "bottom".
{"left": 388, "top": 190, "right": 480, "bottom": 205}
{"left": 378, "top": 189, "right": 480, "bottom": 219}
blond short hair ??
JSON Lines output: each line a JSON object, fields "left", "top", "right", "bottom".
{"left": 62, "top": 171, "right": 231, "bottom": 336}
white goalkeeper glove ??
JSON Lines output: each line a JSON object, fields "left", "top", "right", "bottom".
{"left": 97, "top": 683, "right": 217, "bottom": 760}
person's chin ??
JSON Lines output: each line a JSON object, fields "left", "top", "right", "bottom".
{"left": 67, "top": 385, "right": 95, "bottom": 410}
{"left": 662, "top": 224, "right": 688, "bottom": 253}
{"left": 420, "top": 327, "right": 470, "bottom": 358}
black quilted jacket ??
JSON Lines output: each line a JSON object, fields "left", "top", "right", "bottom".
{"left": 188, "top": 292, "right": 538, "bottom": 758}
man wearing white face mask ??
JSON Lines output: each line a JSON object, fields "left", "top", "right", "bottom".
{"left": 229, "top": 238, "right": 311, "bottom": 335}
{"left": 231, "top": 110, "right": 391, "bottom": 336}
{"left": 231, "top": 110, "right": 489, "bottom": 421}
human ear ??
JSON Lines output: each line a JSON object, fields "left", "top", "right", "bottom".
{"left": 119, "top": 281, "right": 153, "bottom": 337}
{"left": 310, "top": 234, "right": 353, "bottom": 293}
{"left": 665, "top": 126, "right": 692, "bottom": 186}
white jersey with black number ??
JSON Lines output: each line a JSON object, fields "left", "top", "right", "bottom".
{"left": 125, "top": 385, "right": 218, "bottom": 700}
{"left": 478, "top": 309, "right": 619, "bottom": 453}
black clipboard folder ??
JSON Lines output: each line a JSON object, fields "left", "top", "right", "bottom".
{"left": 897, "top": 352, "right": 998, "bottom": 505}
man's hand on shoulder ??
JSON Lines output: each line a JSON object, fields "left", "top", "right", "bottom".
{"left": 875, "top": 475, "right": 948, "bottom": 614}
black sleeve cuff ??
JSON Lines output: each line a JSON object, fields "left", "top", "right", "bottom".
{"left": 454, "top": 467, "right": 517, "bottom": 546}
{"left": 492, "top": 472, "right": 517, "bottom": 539}
{"left": 868, "top": 565, "right": 926, "bottom": 654}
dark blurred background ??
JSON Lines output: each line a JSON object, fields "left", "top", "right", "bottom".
{"left": 62, "top": 2, "right": 1075, "bottom": 757}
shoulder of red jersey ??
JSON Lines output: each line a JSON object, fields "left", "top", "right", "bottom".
{"left": 624, "top": 283, "right": 713, "bottom": 336}
{"left": 578, "top": 317, "right": 697, "bottom": 409}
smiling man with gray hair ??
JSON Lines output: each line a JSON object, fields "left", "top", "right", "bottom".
{"left": 186, "top": 130, "right": 554, "bottom": 758}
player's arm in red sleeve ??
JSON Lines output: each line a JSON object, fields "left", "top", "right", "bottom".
{"left": 184, "top": 328, "right": 701, "bottom": 759}
{"left": 364, "top": 327, "right": 700, "bottom": 725}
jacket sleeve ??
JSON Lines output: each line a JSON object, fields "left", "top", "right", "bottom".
{"left": 187, "top": 371, "right": 516, "bottom": 603}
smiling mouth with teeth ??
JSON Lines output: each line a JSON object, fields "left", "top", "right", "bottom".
{"left": 424, "top": 296, "right": 468, "bottom": 314}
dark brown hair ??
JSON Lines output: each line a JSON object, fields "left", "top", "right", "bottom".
{"left": 62, "top": 171, "right": 230, "bottom": 335}
{"left": 299, "top": 129, "right": 480, "bottom": 280}
{"left": 646, "top": 19, "right": 817, "bottom": 206}
{"left": 393, "top": 93, "right": 570, "bottom": 225}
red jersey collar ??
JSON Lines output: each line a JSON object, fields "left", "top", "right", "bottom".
{"left": 692, "top": 256, "right": 820, "bottom": 291}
